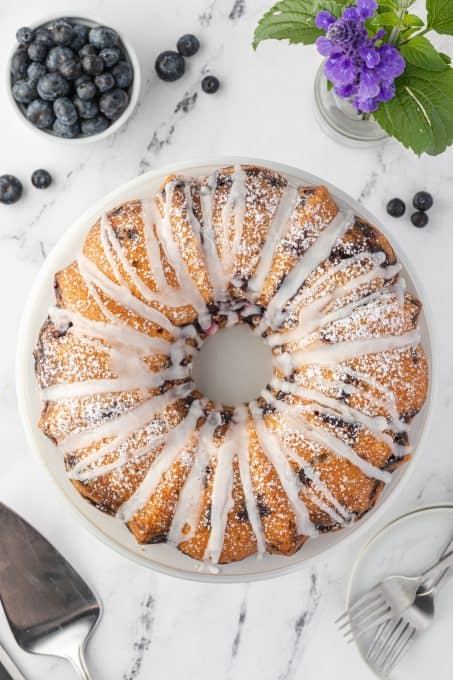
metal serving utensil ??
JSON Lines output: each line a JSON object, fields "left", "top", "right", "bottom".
{"left": 0, "top": 503, "right": 101, "bottom": 679}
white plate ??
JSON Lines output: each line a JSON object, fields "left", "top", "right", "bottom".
{"left": 16, "top": 156, "right": 435, "bottom": 582}
{"left": 348, "top": 506, "right": 453, "bottom": 679}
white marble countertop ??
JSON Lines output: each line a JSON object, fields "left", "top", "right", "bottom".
{"left": 1, "top": 1, "right": 453, "bottom": 678}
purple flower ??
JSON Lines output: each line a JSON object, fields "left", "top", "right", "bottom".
{"left": 316, "top": 10, "right": 335, "bottom": 30}
{"left": 355, "top": 96, "right": 380, "bottom": 112}
{"left": 356, "top": 0, "right": 378, "bottom": 19}
{"left": 314, "top": 0, "right": 406, "bottom": 113}
{"left": 360, "top": 45, "right": 380, "bottom": 68}
{"left": 325, "top": 54, "right": 356, "bottom": 85}
{"left": 379, "top": 80, "right": 396, "bottom": 102}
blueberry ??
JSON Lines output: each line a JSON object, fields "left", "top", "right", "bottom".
{"left": 11, "top": 48, "right": 30, "bottom": 78}
{"left": 201, "top": 75, "right": 219, "bottom": 93}
{"left": 75, "top": 76, "right": 97, "bottom": 100}
{"left": 411, "top": 211, "right": 429, "bottom": 228}
{"left": 386, "top": 198, "right": 405, "bottom": 218}
{"left": 0, "top": 175, "right": 23, "bottom": 204}
{"left": 413, "top": 191, "right": 433, "bottom": 212}
{"left": 37, "top": 72, "right": 69, "bottom": 100}
{"left": 111, "top": 60, "right": 133, "bottom": 89}
{"left": 27, "top": 62, "right": 47, "bottom": 82}
{"left": 12, "top": 79, "right": 37, "bottom": 104}
{"left": 27, "top": 41, "right": 49, "bottom": 63}
{"left": 99, "top": 47, "right": 121, "bottom": 68}
{"left": 34, "top": 28, "right": 53, "bottom": 47}
{"left": 51, "top": 20, "right": 74, "bottom": 46}
{"left": 26, "top": 99, "right": 55, "bottom": 128}
{"left": 155, "top": 50, "right": 185, "bottom": 82}
{"left": 94, "top": 72, "right": 115, "bottom": 93}
{"left": 59, "top": 58, "right": 81, "bottom": 80}
{"left": 53, "top": 96, "right": 78, "bottom": 125}
{"left": 46, "top": 46, "right": 74, "bottom": 72}
{"left": 31, "top": 169, "right": 52, "bottom": 189}
{"left": 89, "top": 26, "right": 120, "bottom": 50}
{"left": 82, "top": 54, "right": 104, "bottom": 76}
{"left": 81, "top": 114, "right": 109, "bottom": 135}
{"left": 70, "top": 23, "right": 88, "bottom": 51}
{"left": 177, "top": 34, "right": 200, "bottom": 57}
{"left": 52, "top": 118, "right": 80, "bottom": 138}
{"left": 99, "top": 87, "right": 129, "bottom": 120}
{"left": 16, "top": 27, "right": 34, "bottom": 46}
{"left": 79, "top": 44, "right": 97, "bottom": 59}
{"left": 74, "top": 95, "right": 99, "bottom": 119}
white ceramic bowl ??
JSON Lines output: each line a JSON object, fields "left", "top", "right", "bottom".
{"left": 6, "top": 14, "right": 141, "bottom": 144}
{"left": 16, "top": 157, "right": 435, "bottom": 582}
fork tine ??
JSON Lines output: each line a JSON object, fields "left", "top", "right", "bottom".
{"left": 344, "top": 607, "right": 393, "bottom": 643}
{"left": 335, "top": 586, "right": 381, "bottom": 625}
{"left": 382, "top": 625, "right": 415, "bottom": 675}
{"left": 374, "top": 619, "right": 408, "bottom": 672}
{"left": 342, "top": 601, "right": 390, "bottom": 639}
{"left": 367, "top": 619, "right": 393, "bottom": 662}
{"left": 338, "top": 593, "right": 384, "bottom": 632}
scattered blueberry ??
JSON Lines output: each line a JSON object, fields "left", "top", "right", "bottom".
{"left": 75, "top": 75, "right": 97, "bottom": 100}
{"left": 12, "top": 79, "right": 37, "bottom": 104}
{"left": 59, "top": 58, "right": 82, "bottom": 80}
{"left": 26, "top": 99, "right": 55, "bottom": 128}
{"left": 411, "top": 211, "right": 429, "bottom": 228}
{"left": 89, "top": 26, "right": 119, "bottom": 49}
{"left": 31, "top": 169, "right": 52, "bottom": 189}
{"left": 99, "top": 88, "right": 129, "bottom": 120}
{"left": 99, "top": 47, "right": 121, "bottom": 68}
{"left": 0, "top": 175, "right": 23, "bottom": 204}
{"left": 386, "top": 198, "right": 406, "bottom": 218}
{"left": 111, "top": 60, "right": 133, "bottom": 88}
{"left": 155, "top": 50, "right": 185, "bottom": 81}
{"left": 34, "top": 28, "right": 53, "bottom": 47}
{"left": 37, "top": 72, "right": 69, "bottom": 100}
{"left": 79, "top": 43, "right": 97, "bottom": 59}
{"left": 27, "top": 62, "right": 46, "bottom": 82}
{"left": 52, "top": 118, "right": 80, "bottom": 138}
{"left": 51, "top": 20, "right": 74, "bottom": 46}
{"left": 53, "top": 96, "right": 78, "bottom": 125}
{"left": 74, "top": 95, "right": 99, "bottom": 119}
{"left": 11, "top": 48, "right": 30, "bottom": 78}
{"left": 46, "top": 46, "right": 74, "bottom": 72}
{"left": 81, "top": 114, "right": 109, "bottom": 135}
{"left": 16, "top": 27, "right": 34, "bottom": 46}
{"left": 70, "top": 23, "right": 88, "bottom": 52}
{"left": 201, "top": 75, "right": 220, "bottom": 93}
{"left": 177, "top": 34, "right": 200, "bottom": 57}
{"left": 413, "top": 191, "right": 433, "bottom": 212}
{"left": 82, "top": 54, "right": 104, "bottom": 76}
{"left": 94, "top": 72, "right": 115, "bottom": 93}
{"left": 27, "top": 41, "right": 48, "bottom": 63}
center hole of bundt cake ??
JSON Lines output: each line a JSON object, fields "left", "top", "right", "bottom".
{"left": 192, "top": 324, "right": 273, "bottom": 406}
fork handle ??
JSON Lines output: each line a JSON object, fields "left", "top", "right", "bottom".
{"left": 421, "top": 550, "right": 453, "bottom": 585}
{"left": 66, "top": 644, "right": 92, "bottom": 680}
{"left": 423, "top": 536, "right": 453, "bottom": 593}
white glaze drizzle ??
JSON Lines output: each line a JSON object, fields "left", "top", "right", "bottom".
{"left": 250, "top": 402, "right": 318, "bottom": 537}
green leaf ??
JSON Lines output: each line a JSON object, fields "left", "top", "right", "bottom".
{"left": 313, "top": 0, "right": 348, "bottom": 17}
{"left": 374, "top": 65, "right": 453, "bottom": 155}
{"left": 401, "top": 36, "right": 448, "bottom": 71}
{"left": 440, "top": 52, "right": 452, "bottom": 64}
{"left": 369, "top": 10, "right": 401, "bottom": 27}
{"left": 253, "top": 0, "right": 322, "bottom": 49}
{"left": 427, "top": 0, "right": 453, "bottom": 35}
{"left": 403, "top": 13, "right": 424, "bottom": 27}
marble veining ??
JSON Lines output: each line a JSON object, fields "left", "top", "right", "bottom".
{"left": 1, "top": 0, "right": 452, "bottom": 678}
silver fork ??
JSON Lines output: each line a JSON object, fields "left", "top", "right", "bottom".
{"left": 336, "top": 550, "right": 453, "bottom": 642}
{"left": 367, "top": 536, "right": 453, "bottom": 676}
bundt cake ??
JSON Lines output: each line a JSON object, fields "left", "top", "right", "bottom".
{"left": 35, "top": 164, "right": 428, "bottom": 567}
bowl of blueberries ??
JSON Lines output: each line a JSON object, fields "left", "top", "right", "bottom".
{"left": 8, "top": 15, "right": 140, "bottom": 142}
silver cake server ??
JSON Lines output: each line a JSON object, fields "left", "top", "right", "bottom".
{"left": 0, "top": 503, "right": 101, "bottom": 679}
